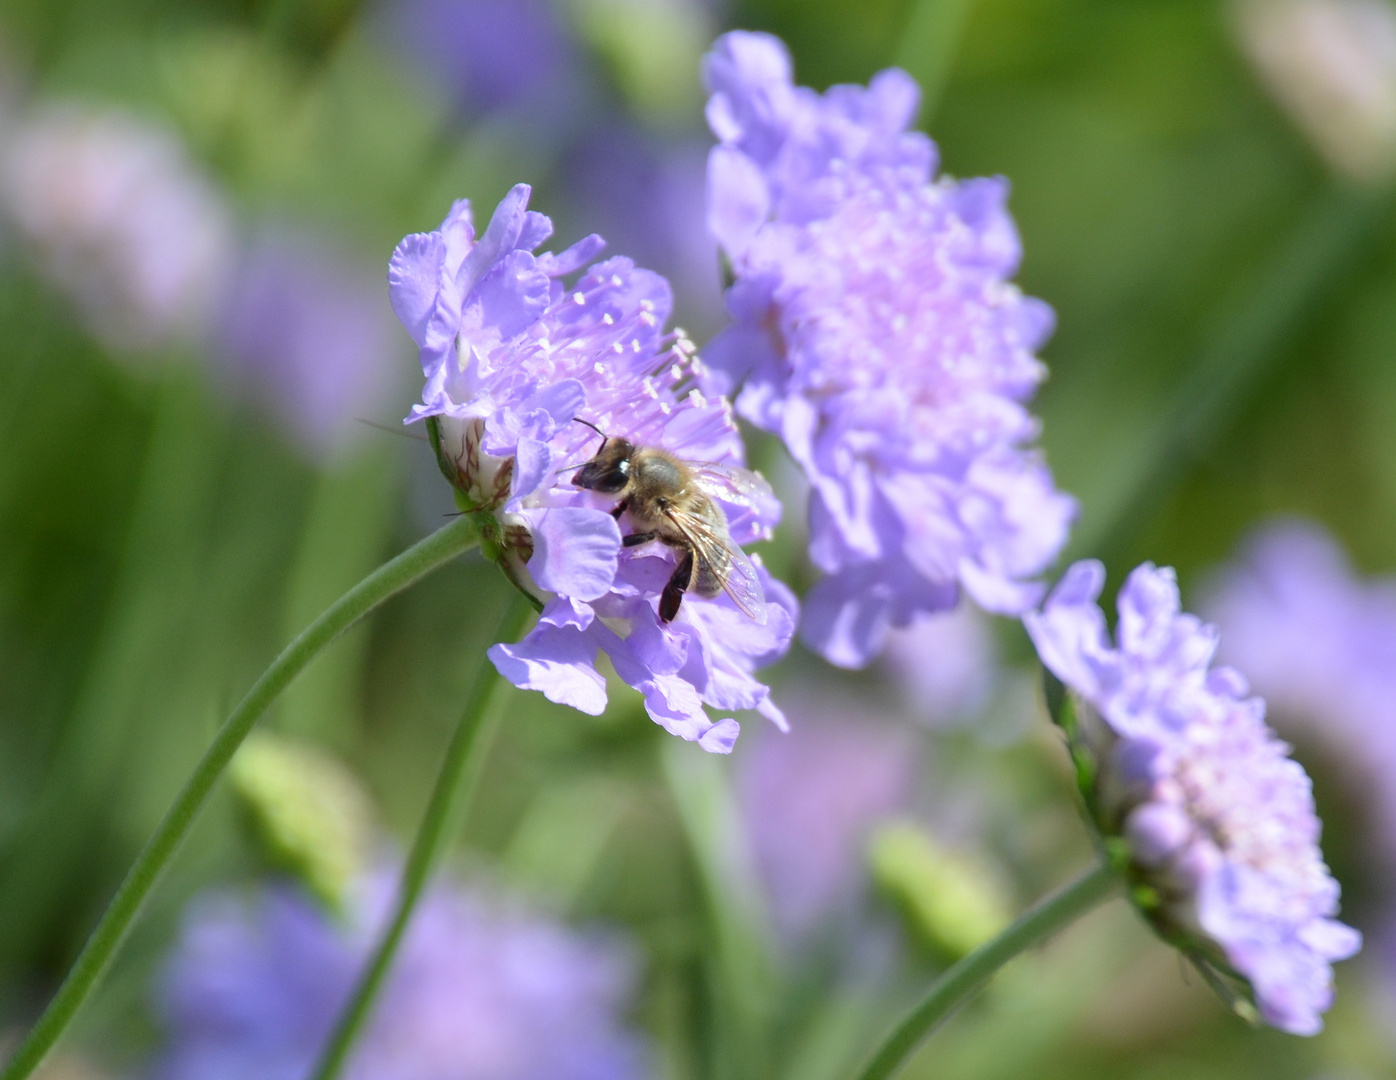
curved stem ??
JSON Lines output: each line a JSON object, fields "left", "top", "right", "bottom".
{"left": 308, "top": 597, "right": 532, "bottom": 1080}
{"left": 0, "top": 515, "right": 482, "bottom": 1080}
{"left": 853, "top": 860, "right": 1120, "bottom": 1080}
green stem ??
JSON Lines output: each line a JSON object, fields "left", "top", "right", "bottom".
{"left": 660, "top": 738, "right": 776, "bottom": 1080}
{"left": 852, "top": 860, "right": 1119, "bottom": 1080}
{"left": 0, "top": 515, "right": 482, "bottom": 1080}
{"left": 1075, "top": 182, "right": 1391, "bottom": 566}
{"left": 308, "top": 597, "right": 532, "bottom": 1080}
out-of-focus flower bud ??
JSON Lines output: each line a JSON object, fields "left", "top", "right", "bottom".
{"left": 229, "top": 732, "right": 373, "bottom": 913}
{"left": 1233, "top": 0, "right": 1396, "bottom": 182}
{"left": 868, "top": 821, "right": 1012, "bottom": 961}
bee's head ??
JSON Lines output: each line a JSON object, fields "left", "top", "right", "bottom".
{"left": 572, "top": 437, "right": 635, "bottom": 493}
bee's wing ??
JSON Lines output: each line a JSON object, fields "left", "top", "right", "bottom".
{"left": 662, "top": 505, "right": 769, "bottom": 625}
{"left": 690, "top": 464, "right": 778, "bottom": 521}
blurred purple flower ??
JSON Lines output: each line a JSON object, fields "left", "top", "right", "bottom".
{"left": 152, "top": 870, "right": 649, "bottom": 1080}
{"left": 380, "top": 0, "right": 582, "bottom": 119}
{"left": 390, "top": 184, "right": 795, "bottom": 752}
{"left": 1205, "top": 520, "right": 1396, "bottom": 855}
{"left": 217, "top": 232, "right": 400, "bottom": 459}
{"left": 701, "top": 31, "right": 1074, "bottom": 669}
{"left": 1, "top": 105, "right": 235, "bottom": 357}
{"left": 1025, "top": 560, "right": 1360, "bottom": 1035}
{"left": 737, "top": 705, "right": 916, "bottom": 940}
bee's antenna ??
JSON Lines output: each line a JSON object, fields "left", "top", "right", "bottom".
{"left": 572, "top": 416, "right": 608, "bottom": 450}
{"left": 356, "top": 417, "right": 429, "bottom": 443}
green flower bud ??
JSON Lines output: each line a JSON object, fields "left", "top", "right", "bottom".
{"left": 869, "top": 821, "right": 1013, "bottom": 961}
{"left": 230, "top": 732, "right": 373, "bottom": 912}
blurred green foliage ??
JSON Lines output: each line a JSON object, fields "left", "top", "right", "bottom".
{"left": 0, "top": 0, "right": 1393, "bottom": 1077}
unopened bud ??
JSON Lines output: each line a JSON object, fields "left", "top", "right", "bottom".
{"left": 1234, "top": 0, "right": 1396, "bottom": 182}
{"left": 869, "top": 821, "right": 1013, "bottom": 960}
{"left": 229, "top": 732, "right": 373, "bottom": 912}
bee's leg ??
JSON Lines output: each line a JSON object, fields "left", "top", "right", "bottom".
{"left": 622, "top": 531, "right": 658, "bottom": 548}
{"left": 659, "top": 549, "right": 695, "bottom": 623}
{"left": 609, "top": 498, "right": 630, "bottom": 520}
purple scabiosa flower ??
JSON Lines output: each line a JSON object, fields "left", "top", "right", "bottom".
{"left": 1204, "top": 519, "right": 1396, "bottom": 889}
{"left": 1206, "top": 520, "right": 1396, "bottom": 773}
{"left": 389, "top": 183, "right": 796, "bottom": 753}
{"left": 1025, "top": 559, "right": 1361, "bottom": 1035}
{"left": 151, "top": 869, "right": 650, "bottom": 1080}
{"left": 701, "top": 31, "right": 1075, "bottom": 669}
{"left": 1, "top": 105, "right": 235, "bottom": 357}
{"left": 216, "top": 230, "right": 400, "bottom": 460}
{"left": 736, "top": 703, "right": 916, "bottom": 942}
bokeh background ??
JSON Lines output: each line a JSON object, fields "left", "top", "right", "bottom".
{"left": 2, "top": 0, "right": 1395, "bottom": 1077}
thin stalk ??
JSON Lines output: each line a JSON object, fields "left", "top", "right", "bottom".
{"left": 307, "top": 597, "right": 532, "bottom": 1080}
{"left": 660, "top": 738, "right": 776, "bottom": 1080}
{"left": 0, "top": 515, "right": 482, "bottom": 1080}
{"left": 852, "top": 860, "right": 1119, "bottom": 1080}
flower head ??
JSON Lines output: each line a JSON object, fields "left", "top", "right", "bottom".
{"left": 701, "top": 31, "right": 1074, "bottom": 668}
{"left": 1, "top": 105, "right": 235, "bottom": 357}
{"left": 151, "top": 870, "right": 649, "bottom": 1080}
{"left": 1206, "top": 520, "right": 1396, "bottom": 864}
{"left": 1025, "top": 560, "right": 1361, "bottom": 1035}
{"left": 390, "top": 184, "right": 795, "bottom": 752}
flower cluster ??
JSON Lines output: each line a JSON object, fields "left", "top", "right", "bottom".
{"left": 1025, "top": 560, "right": 1361, "bottom": 1035}
{"left": 390, "top": 184, "right": 796, "bottom": 752}
{"left": 701, "top": 31, "right": 1075, "bottom": 668}
{"left": 150, "top": 870, "right": 649, "bottom": 1080}
{"left": 1207, "top": 519, "right": 1396, "bottom": 857}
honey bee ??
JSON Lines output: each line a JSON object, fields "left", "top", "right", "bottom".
{"left": 569, "top": 420, "right": 771, "bottom": 625}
